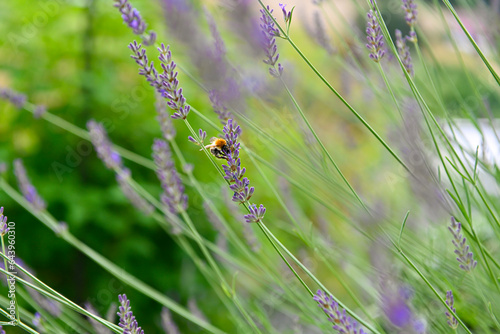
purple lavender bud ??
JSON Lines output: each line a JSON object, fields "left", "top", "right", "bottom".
{"left": 205, "top": 9, "right": 226, "bottom": 60}
{"left": 448, "top": 217, "right": 477, "bottom": 272}
{"left": 209, "top": 90, "right": 232, "bottom": 125}
{"left": 116, "top": 169, "right": 155, "bottom": 215}
{"left": 198, "top": 129, "right": 207, "bottom": 142}
{"left": 279, "top": 3, "right": 292, "bottom": 23}
{"left": 117, "top": 294, "right": 144, "bottom": 334}
{"left": 395, "top": 29, "right": 414, "bottom": 77}
{"left": 33, "top": 312, "right": 43, "bottom": 332}
{"left": 260, "top": 6, "right": 283, "bottom": 77}
{"left": 445, "top": 290, "right": 458, "bottom": 329}
{"left": 402, "top": 0, "right": 417, "bottom": 27}
{"left": 366, "top": 10, "right": 385, "bottom": 63}
{"left": 87, "top": 120, "right": 123, "bottom": 170}
{"left": 13, "top": 159, "right": 46, "bottom": 211}
{"left": 152, "top": 139, "right": 188, "bottom": 215}
{"left": 155, "top": 93, "right": 176, "bottom": 141}
{"left": 33, "top": 105, "right": 46, "bottom": 119}
{"left": 161, "top": 307, "right": 180, "bottom": 334}
{"left": 0, "top": 325, "right": 4, "bottom": 334}
{"left": 187, "top": 136, "right": 197, "bottom": 144}
{"left": 157, "top": 43, "right": 191, "bottom": 120}
{"left": 0, "top": 207, "right": 8, "bottom": 236}
{"left": 312, "top": 11, "right": 335, "bottom": 55}
{"left": 129, "top": 41, "right": 163, "bottom": 92}
{"left": 407, "top": 30, "right": 417, "bottom": 43}
{"left": 313, "top": 290, "right": 367, "bottom": 334}
{"left": 244, "top": 204, "right": 266, "bottom": 223}
{"left": 113, "top": 0, "right": 156, "bottom": 45}
{"left": 0, "top": 87, "right": 26, "bottom": 108}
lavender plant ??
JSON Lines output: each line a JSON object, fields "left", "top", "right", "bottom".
{"left": 1, "top": 0, "right": 500, "bottom": 333}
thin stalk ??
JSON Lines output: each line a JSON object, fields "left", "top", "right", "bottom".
{"left": 279, "top": 78, "right": 369, "bottom": 213}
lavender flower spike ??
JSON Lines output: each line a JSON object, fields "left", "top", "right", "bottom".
{"left": 244, "top": 204, "right": 266, "bottom": 223}
{"left": 118, "top": 294, "right": 144, "bottom": 334}
{"left": 445, "top": 290, "right": 458, "bottom": 329}
{"left": 0, "top": 207, "right": 8, "bottom": 236}
{"left": 314, "top": 290, "right": 367, "bottom": 334}
{"left": 158, "top": 44, "right": 191, "bottom": 120}
{"left": 87, "top": 120, "right": 123, "bottom": 170}
{"left": 113, "top": 0, "right": 156, "bottom": 45}
{"left": 402, "top": 0, "right": 417, "bottom": 27}
{"left": 260, "top": 6, "right": 284, "bottom": 77}
{"left": 0, "top": 88, "right": 27, "bottom": 108}
{"left": 161, "top": 307, "right": 180, "bottom": 334}
{"left": 13, "top": 159, "right": 46, "bottom": 211}
{"left": 366, "top": 10, "right": 385, "bottom": 63}
{"left": 279, "top": 3, "right": 292, "bottom": 24}
{"left": 395, "top": 29, "right": 414, "bottom": 77}
{"left": 448, "top": 217, "right": 477, "bottom": 272}
{"left": 152, "top": 139, "right": 188, "bottom": 215}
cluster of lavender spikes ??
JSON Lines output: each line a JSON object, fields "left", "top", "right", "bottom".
{"left": 13, "top": 159, "right": 47, "bottom": 211}
{"left": 365, "top": 10, "right": 385, "bottom": 63}
{"left": 220, "top": 120, "right": 266, "bottom": 224}
{"left": 313, "top": 290, "right": 367, "bottom": 334}
{"left": 445, "top": 290, "right": 458, "bottom": 329}
{"left": 0, "top": 207, "right": 8, "bottom": 236}
{"left": 118, "top": 294, "right": 144, "bottom": 334}
{"left": 260, "top": 6, "right": 283, "bottom": 78}
{"left": 129, "top": 42, "right": 190, "bottom": 120}
{"left": 152, "top": 139, "right": 188, "bottom": 215}
{"left": 448, "top": 217, "right": 477, "bottom": 272}
{"left": 402, "top": 0, "right": 417, "bottom": 27}
{"left": 395, "top": 30, "right": 414, "bottom": 77}
{"left": 113, "top": 0, "right": 156, "bottom": 45}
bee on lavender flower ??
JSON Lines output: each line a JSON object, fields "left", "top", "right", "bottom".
{"left": 203, "top": 137, "right": 231, "bottom": 160}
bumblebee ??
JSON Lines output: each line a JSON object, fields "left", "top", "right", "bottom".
{"left": 203, "top": 137, "right": 230, "bottom": 160}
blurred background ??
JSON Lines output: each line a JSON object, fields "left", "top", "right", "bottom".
{"left": 1, "top": 0, "right": 500, "bottom": 332}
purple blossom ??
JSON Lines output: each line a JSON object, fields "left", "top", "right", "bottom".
{"left": 152, "top": 139, "right": 188, "bottom": 215}
{"left": 312, "top": 11, "right": 335, "bottom": 55}
{"left": 260, "top": 6, "right": 284, "bottom": 77}
{"left": 448, "top": 217, "right": 477, "bottom": 272}
{"left": 33, "top": 312, "right": 44, "bottom": 332}
{"left": 33, "top": 105, "right": 46, "bottom": 119}
{"left": 402, "top": 0, "right": 417, "bottom": 27}
{"left": 13, "top": 159, "right": 46, "bottom": 211}
{"left": 116, "top": 169, "right": 155, "bottom": 215}
{"left": 221, "top": 120, "right": 255, "bottom": 204}
{"left": 313, "top": 290, "right": 367, "bottom": 334}
{"left": 205, "top": 9, "right": 226, "bottom": 60}
{"left": 395, "top": 29, "right": 414, "bottom": 77}
{"left": 157, "top": 43, "right": 191, "bottom": 119}
{"left": 445, "top": 290, "right": 458, "bottom": 329}
{"left": 366, "top": 10, "right": 385, "bottom": 62}
{"left": 0, "top": 87, "right": 26, "bottom": 108}
{"left": 129, "top": 41, "right": 163, "bottom": 91}
{"left": 244, "top": 204, "right": 266, "bottom": 224}
{"left": 279, "top": 3, "right": 292, "bottom": 23}
{"left": 0, "top": 207, "right": 8, "bottom": 236}
{"left": 87, "top": 120, "right": 123, "bottom": 170}
{"left": 209, "top": 90, "right": 232, "bottom": 125}
{"left": 161, "top": 307, "right": 180, "bottom": 334}
{"left": 113, "top": 0, "right": 156, "bottom": 45}
{"left": 117, "top": 294, "right": 144, "bottom": 334}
